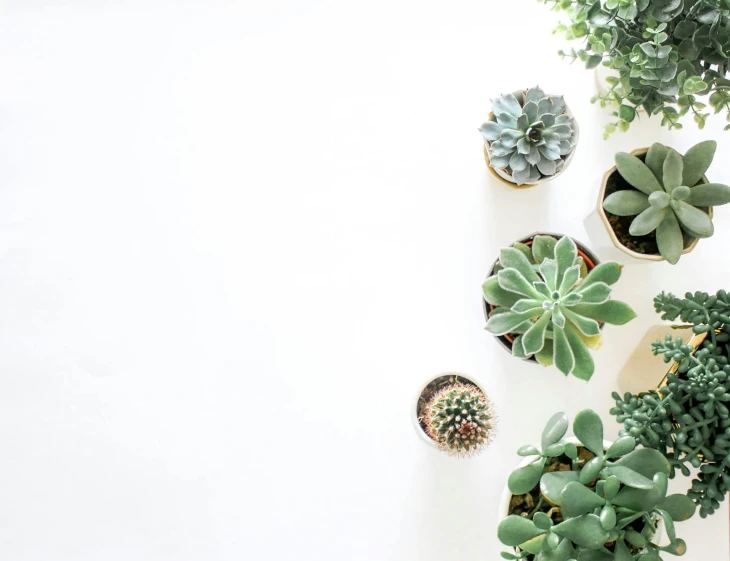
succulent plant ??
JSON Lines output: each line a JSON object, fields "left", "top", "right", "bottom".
{"left": 480, "top": 86, "right": 577, "bottom": 185}
{"left": 611, "top": 290, "right": 730, "bottom": 518}
{"left": 541, "top": 0, "right": 730, "bottom": 135}
{"left": 424, "top": 381, "right": 495, "bottom": 456}
{"left": 483, "top": 235, "right": 635, "bottom": 380}
{"left": 498, "top": 409, "right": 696, "bottom": 561}
{"left": 603, "top": 141, "right": 730, "bottom": 264}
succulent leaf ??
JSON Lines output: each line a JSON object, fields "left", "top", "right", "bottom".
{"left": 682, "top": 140, "right": 716, "bottom": 187}
{"left": 655, "top": 212, "right": 683, "bottom": 264}
{"left": 603, "top": 190, "right": 650, "bottom": 216}
{"left": 688, "top": 183, "right": 730, "bottom": 206}
{"left": 662, "top": 149, "right": 683, "bottom": 193}
{"left": 645, "top": 143, "right": 669, "bottom": 181}
{"left": 541, "top": 412, "right": 569, "bottom": 449}
{"left": 573, "top": 409, "right": 604, "bottom": 456}
{"left": 629, "top": 206, "right": 666, "bottom": 236}
{"left": 498, "top": 515, "right": 543, "bottom": 546}
{"left": 615, "top": 152, "right": 663, "bottom": 195}
{"left": 670, "top": 200, "right": 714, "bottom": 236}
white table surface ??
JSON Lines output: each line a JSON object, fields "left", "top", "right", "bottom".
{"left": 1, "top": 1, "right": 728, "bottom": 559}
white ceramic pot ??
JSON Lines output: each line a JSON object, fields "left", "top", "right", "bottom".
{"left": 497, "top": 437, "right": 665, "bottom": 556}
{"left": 411, "top": 372, "right": 487, "bottom": 451}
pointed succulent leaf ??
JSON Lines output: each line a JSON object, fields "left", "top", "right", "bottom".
{"left": 564, "top": 324, "right": 595, "bottom": 380}
{"left": 532, "top": 235, "right": 557, "bottom": 264}
{"left": 508, "top": 461, "right": 544, "bottom": 495}
{"left": 497, "top": 112, "right": 519, "bottom": 129}
{"left": 523, "top": 101, "right": 539, "bottom": 123}
{"left": 522, "top": 312, "right": 553, "bottom": 355}
{"left": 574, "top": 282, "right": 611, "bottom": 305}
{"left": 516, "top": 137, "right": 531, "bottom": 155}
{"left": 540, "top": 470, "right": 580, "bottom": 505}
{"left": 501, "top": 129, "right": 524, "bottom": 149}
{"left": 662, "top": 149, "right": 684, "bottom": 193}
{"left": 615, "top": 152, "right": 663, "bottom": 194}
{"left": 542, "top": 412, "right": 569, "bottom": 448}
{"left": 534, "top": 282, "right": 552, "bottom": 299}
{"left": 569, "top": 301, "right": 635, "bottom": 325}
{"left": 525, "top": 87, "right": 545, "bottom": 105}
{"left": 645, "top": 143, "right": 669, "bottom": 181}
{"left": 490, "top": 141, "right": 512, "bottom": 157}
{"left": 510, "top": 152, "right": 528, "bottom": 172}
{"left": 606, "top": 436, "right": 636, "bottom": 459}
{"left": 483, "top": 276, "right": 521, "bottom": 308}
{"left": 540, "top": 259, "right": 559, "bottom": 292}
{"left": 500, "top": 247, "right": 541, "bottom": 283}
{"left": 603, "top": 190, "right": 650, "bottom": 216}
{"left": 562, "top": 309, "right": 601, "bottom": 337}
{"left": 537, "top": 157, "right": 557, "bottom": 176}
{"left": 553, "top": 325, "right": 574, "bottom": 375}
{"left": 658, "top": 494, "right": 696, "bottom": 521}
{"left": 498, "top": 515, "right": 543, "bottom": 546}
{"left": 561, "top": 293, "right": 581, "bottom": 306}
{"left": 601, "top": 466, "right": 654, "bottom": 489}
{"left": 493, "top": 94, "right": 523, "bottom": 119}
{"left": 520, "top": 535, "right": 546, "bottom": 555}
{"left": 578, "top": 262, "right": 622, "bottom": 288}
{"left": 671, "top": 200, "right": 714, "bottom": 236}
{"left": 561, "top": 482, "right": 606, "bottom": 518}
{"left": 682, "top": 140, "right": 716, "bottom": 186}
{"left": 527, "top": 145, "right": 541, "bottom": 165}
{"left": 536, "top": 339, "right": 554, "bottom": 367}
{"left": 613, "top": 539, "right": 633, "bottom": 561}
{"left": 486, "top": 309, "right": 543, "bottom": 336}
{"left": 552, "top": 515, "right": 609, "bottom": 549}
{"left": 688, "top": 182, "right": 730, "bottom": 206}
{"left": 554, "top": 236, "right": 577, "bottom": 288}
{"left": 576, "top": 550, "right": 613, "bottom": 561}
{"left": 629, "top": 206, "right": 667, "bottom": 236}
{"left": 490, "top": 154, "right": 511, "bottom": 169}
{"left": 480, "top": 121, "right": 502, "bottom": 141}
{"left": 573, "top": 409, "right": 604, "bottom": 456}
{"left": 558, "top": 265, "right": 580, "bottom": 295}
{"left": 655, "top": 212, "right": 683, "bottom": 264}
{"left": 512, "top": 299, "right": 547, "bottom": 313}
{"left": 611, "top": 448, "right": 670, "bottom": 479}
{"left": 498, "top": 268, "right": 543, "bottom": 299}
{"left": 552, "top": 307, "right": 565, "bottom": 328}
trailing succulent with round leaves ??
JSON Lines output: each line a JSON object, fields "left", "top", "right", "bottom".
{"left": 498, "top": 410, "right": 696, "bottom": 561}
{"left": 603, "top": 141, "right": 730, "bottom": 264}
{"left": 483, "top": 235, "right": 636, "bottom": 380}
{"left": 480, "top": 87, "right": 577, "bottom": 185}
{"left": 424, "top": 382, "right": 496, "bottom": 456}
{"left": 539, "top": 0, "right": 730, "bottom": 136}
{"left": 611, "top": 290, "right": 730, "bottom": 518}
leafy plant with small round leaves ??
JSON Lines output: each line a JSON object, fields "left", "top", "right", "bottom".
{"left": 539, "top": 0, "right": 730, "bottom": 136}
{"left": 424, "top": 382, "right": 496, "bottom": 456}
{"left": 480, "top": 86, "right": 577, "bottom": 185}
{"left": 603, "top": 141, "right": 730, "bottom": 264}
{"left": 499, "top": 410, "right": 696, "bottom": 561}
{"left": 611, "top": 290, "right": 730, "bottom": 518}
{"left": 483, "top": 235, "right": 636, "bottom": 380}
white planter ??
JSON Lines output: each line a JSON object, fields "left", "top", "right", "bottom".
{"left": 498, "top": 437, "right": 665, "bottom": 556}
{"left": 411, "top": 372, "right": 487, "bottom": 451}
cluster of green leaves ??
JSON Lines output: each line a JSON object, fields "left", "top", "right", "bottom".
{"left": 610, "top": 290, "right": 730, "bottom": 517}
{"left": 483, "top": 235, "right": 636, "bottom": 380}
{"left": 540, "top": 0, "right": 730, "bottom": 136}
{"left": 499, "top": 410, "right": 696, "bottom": 560}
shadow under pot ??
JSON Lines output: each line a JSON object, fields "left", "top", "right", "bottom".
{"left": 585, "top": 146, "right": 713, "bottom": 264}
{"left": 482, "top": 232, "right": 602, "bottom": 363}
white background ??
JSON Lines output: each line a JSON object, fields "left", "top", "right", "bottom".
{"left": 1, "top": 0, "right": 728, "bottom": 559}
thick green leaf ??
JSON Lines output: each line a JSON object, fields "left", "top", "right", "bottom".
{"left": 552, "top": 514, "right": 609, "bottom": 549}
{"left": 682, "top": 140, "right": 716, "bottom": 186}
{"left": 486, "top": 309, "right": 543, "bottom": 336}
{"left": 671, "top": 200, "right": 714, "bottom": 236}
{"left": 655, "top": 509, "right": 676, "bottom": 543}
{"left": 574, "top": 282, "right": 611, "bottom": 305}
{"left": 577, "top": 549, "right": 613, "bottom": 561}
{"left": 498, "top": 515, "right": 543, "bottom": 546}
{"left": 645, "top": 143, "right": 669, "bottom": 182}
{"left": 512, "top": 299, "right": 546, "bottom": 313}
{"left": 541, "top": 538, "right": 574, "bottom": 561}
{"left": 563, "top": 309, "right": 600, "bottom": 336}
{"left": 611, "top": 448, "right": 670, "bottom": 479}
{"left": 519, "top": 534, "right": 545, "bottom": 555}
{"left": 542, "top": 412, "right": 569, "bottom": 449}
{"left": 522, "top": 311, "right": 553, "bottom": 355}
{"left": 658, "top": 494, "right": 696, "bottom": 521}
{"left": 536, "top": 338, "right": 554, "bottom": 367}
{"left": 483, "top": 276, "right": 521, "bottom": 307}
{"left": 578, "top": 262, "right": 622, "bottom": 288}
{"left": 553, "top": 325, "right": 574, "bottom": 376}
{"left": 655, "top": 212, "right": 683, "bottom": 265}
{"left": 615, "top": 152, "right": 663, "bottom": 195}
{"left": 688, "top": 183, "right": 730, "bottom": 206}
{"left": 498, "top": 268, "right": 543, "bottom": 299}
{"left": 570, "top": 301, "right": 636, "bottom": 325}
{"left": 613, "top": 539, "right": 633, "bottom": 561}
{"left": 573, "top": 409, "right": 604, "bottom": 456}
{"left": 532, "top": 235, "right": 557, "bottom": 264}
{"left": 601, "top": 466, "right": 654, "bottom": 489}
{"left": 606, "top": 436, "right": 636, "bottom": 459}
{"left": 603, "top": 190, "right": 650, "bottom": 216}
{"left": 564, "top": 323, "right": 596, "bottom": 381}
{"left": 512, "top": 334, "right": 528, "bottom": 359}
{"left": 629, "top": 206, "right": 667, "bottom": 236}
{"left": 558, "top": 265, "right": 580, "bottom": 296}
{"left": 540, "top": 471, "right": 580, "bottom": 505}
{"left": 599, "top": 504, "right": 616, "bottom": 531}
{"left": 612, "top": 485, "right": 663, "bottom": 512}
{"left": 513, "top": 242, "right": 533, "bottom": 262}
{"left": 662, "top": 149, "right": 683, "bottom": 193}
{"left": 500, "top": 247, "right": 540, "bottom": 284}
{"left": 508, "top": 461, "right": 544, "bottom": 494}
{"left": 580, "top": 456, "right": 604, "bottom": 484}
{"left": 554, "top": 236, "right": 577, "bottom": 288}
{"left": 560, "top": 482, "right": 606, "bottom": 518}
{"left": 603, "top": 475, "right": 619, "bottom": 500}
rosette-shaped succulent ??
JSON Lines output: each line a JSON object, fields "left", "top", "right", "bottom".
{"left": 425, "top": 382, "right": 495, "bottom": 456}
{"left": 603, "top": 141, "right": 730, "bottom": 264}
{"left": 480, "top": 86, "right": 577, "bottom": 185}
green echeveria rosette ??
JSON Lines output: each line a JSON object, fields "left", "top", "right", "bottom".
{"left": 480, "top": 86, "right": 578, "bottom": 185}
{"left": 603, "top": 141, "right": 730, "bottom": 264}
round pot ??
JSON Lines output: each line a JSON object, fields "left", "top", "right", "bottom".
{"left": 483, "top": 91, "right": 580, "bottom": 189}
{"left": 498, "top": 437, "right": 664, "bottom": 557}
{"left": 587, "top": 147, "right": 712, "bottom": 263}
{"left": 411, "top": 372, "right": 487, "bottom": 451}
{"left": 483, "top": 232, "right": 602, "bottom": 361}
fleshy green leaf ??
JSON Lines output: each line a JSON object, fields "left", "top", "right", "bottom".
{"left": 603, "top": 190, "right": 650, "bottom": 216}
{"left": 645, "top": 143, "right": 669, "bottom": 182}
{"left": 483, "top": 276, "right": 521, "bottom": 308}
{"left": 655, "top": 212, "right": 683, "bottom": 265}
{"left": 563, "top": 309, "right": 601, "bottom": 336}
{"left": 554, "top": 236, "right": 578, "bottom": 288}
{"left": 577, "top": 262, "right": 622, "bottom": 288}
{"left": 540, "top": 471, "right": 580, "bottom": 505}
{"left": 500, "top": 247, "right": 541, "bottom": 284}
{"left": 615, "top": 152, "right": 663, "bottom": 195}
{"left": 688, "top": 183, "right": 730, "bottom": 206}
{"left": 498, "top": 515, "right": 543, "bottom": 546}
{"left": 671, "top": 200, "right": 714, "bottom": 236}
{"left": 552, "top": 514, "right": 609, "bottom": 549}
{"left": 658, "top": 494, "right": 697, "bottom": 521}
{"left": 532, "top": 235, "right": 557, "bottom": 264}
{"left": 486, "top": 308, "right": 543, "bottom": 336}
{"left": 553, "top": 325, "right": 574, "bottom": 376}
{"left": 606, "top": 436, "right": 636, "bottom": 459}
{"left": 629, "top": 206, "right": 667, "bottom": 236}
{"left": 498, "top": 268, "right": 543, "bottom": 299}
{"left": 662, "top": 149, "right": 683, "bottom": 193}
{"left": 601, "top": 466, "right": 654, "bottom": 489}
{"left": 508, "top": 461, "right": 544, "bottom": 495}
{"left": 542, "top": 412, "right": 569, "bottom": 449}
{"left": 682, "top": 140, "right": 716, "bottom": 186}
{"left": 522, "top": 311, "right": 553, "bottom": 355}
{"left": 611, "top": 448, "right": 670, "bottom": 479}
{"left": 560, "top": 482, "right": 606, "bottom": 518}
{"left": 573, "top": 409, "right": 604, "bottom": 456}
{"left": 570, "top": 301, "right": 636, "bottom": 325}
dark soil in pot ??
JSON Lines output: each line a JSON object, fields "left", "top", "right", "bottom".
{"left": 416, "top": 373, "right": 482, "bottom": 439}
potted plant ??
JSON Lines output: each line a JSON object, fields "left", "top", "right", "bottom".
{"left": 412, "top": 373, "right": 496, "bottom": 456}
{"left": 539, "top": 1, "right": 730, "bottom": 136}
{"left": 483, "top": 233, "right": 635, "bottom": 380}
{"left": 498, "top": 409, "right": 696, "bottom": 560}
{"left": 480, "top": 86, "right": 578, "bottom": 187}
{"left": 586, "top": 141, "right": 730, "bottom": 264}
{"left": 611, "top": 289, "right": 730, "bottom": 518}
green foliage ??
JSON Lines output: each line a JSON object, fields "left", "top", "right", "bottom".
{"left": 540, "top": 0, "right": 730, "bottom": 135}
{"left": 480, "top": 86, "right": 578, "bottom": 185}
{"left": 483, "top": 235, "right": 635, "bottom": 380}
{"left": 424, "top": 382, "right": 496, "bottom": 456}
{"left": 499, "top": 410, "right": 695, "bottom": 560}
{"left": 603, "top": 141, "right": 730, "bottom": 264}
{"left": 611, "top": 290, "right": 730, "bottom": 518}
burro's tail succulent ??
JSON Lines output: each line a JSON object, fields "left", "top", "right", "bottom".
{"left": 498, "top": 410, "right": 696, "bottom": 561}
{"left": 480, "top": 86, "right": 577, "bottom": 185}
{"left": 425, "top": 382, "right": 495, "bottom": 456}
{"left": 603, "top": 141, "right": 730, "bottom": 264}
{"left": 483, "top": 235, "right": 636, "bottom": 380}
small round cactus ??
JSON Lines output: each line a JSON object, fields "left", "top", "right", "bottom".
{"left": 424, "top": 382, "right": 495, "bottom": 456}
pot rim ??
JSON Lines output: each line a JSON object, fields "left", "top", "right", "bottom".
{"left": 596, "top": 146, "right": 713, "bottom": 262}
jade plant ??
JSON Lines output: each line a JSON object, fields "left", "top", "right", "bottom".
{"left": 498, "top": 410, "right": 696, "bottom": 560}
{"left": 424, "top": 381, "right": 496, "bottom": 456}
{"left": 539, "top": 0, "right": 730, "bottom": 136}
{"left": 611, "top": 290, "right": 730, "bottom": 518}
{"left": 483, "top": 235, "right": 635, "bottom": 380}
{"left": 480, "top": 86, "right": 578, "bottom": 185}
{"left": 603, "top": 141, "right": 730, "bottom": 264}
